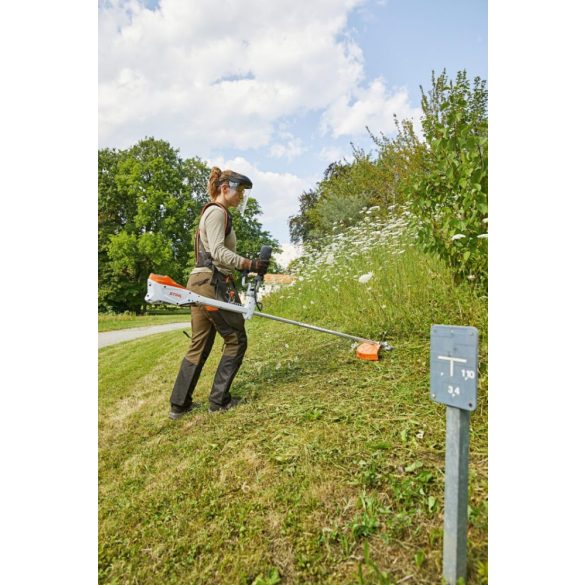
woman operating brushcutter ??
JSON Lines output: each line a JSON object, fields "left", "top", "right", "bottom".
{"left": 169, "top": 167, "right": 269, "bottom": 419}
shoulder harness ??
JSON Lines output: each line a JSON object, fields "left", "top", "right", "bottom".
{"left": 195, "top": 202, "right": 233, "bottom": 269}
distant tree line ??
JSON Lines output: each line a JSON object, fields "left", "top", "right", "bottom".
{"left": 99, "top": 138, "right": 279, "bottom": 313}
{"left": 288, "top": 70, "right": 488, "bottom": 291}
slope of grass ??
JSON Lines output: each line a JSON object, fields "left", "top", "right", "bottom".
{"left": 99, "top": 209, "right": 487, "bottom": 584}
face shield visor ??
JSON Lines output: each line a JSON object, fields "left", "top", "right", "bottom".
{"left": 229, "top": 180, "right": 251, "bottom": 215}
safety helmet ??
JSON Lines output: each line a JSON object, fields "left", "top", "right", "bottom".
{"left": 222, "top": 171, "right": 253, "bottom": 215}
{"left": 222, "top": 171, "right": 252, "bottom": 189}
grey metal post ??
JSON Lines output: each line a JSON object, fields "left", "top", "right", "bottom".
{"left": 429, "top": 324, "right": 478, "bottom": 585}
{"left": 443, "top": 406, "right": 470, "bottom": 584}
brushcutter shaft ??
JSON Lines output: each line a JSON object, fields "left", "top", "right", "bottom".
{"left": 254, "top": 311, "right": 384, "bottom": 346}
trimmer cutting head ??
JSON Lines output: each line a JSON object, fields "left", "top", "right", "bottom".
{"left": 355, "top": 340, "right": 393, "bottom": 361}
{"left": 356, "top": 342, "right": 382, "bottom": 361}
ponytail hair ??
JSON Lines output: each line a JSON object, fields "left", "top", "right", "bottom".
{"left": 207, "top": 166, "right": 223, "bottom": 201}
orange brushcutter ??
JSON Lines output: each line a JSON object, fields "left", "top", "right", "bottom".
{"left": 145, "top": 247, "right": 392, "bottom": 361}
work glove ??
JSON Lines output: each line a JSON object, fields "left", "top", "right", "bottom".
{"left": 247, "top": 258, "right": 269, "bottom": 275}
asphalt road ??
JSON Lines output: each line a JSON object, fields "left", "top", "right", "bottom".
{"left": 98, "top": 322, "right": 190, "bottom": 348}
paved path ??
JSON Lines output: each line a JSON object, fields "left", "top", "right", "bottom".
{"left": 98, "top": 322, "right": 190, "bottom": 348}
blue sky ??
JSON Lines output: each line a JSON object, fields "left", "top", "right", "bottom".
{"left": 99, "top": 0, "right": 487, "bottom": 253}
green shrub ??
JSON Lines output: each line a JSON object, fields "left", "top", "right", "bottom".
{"left": 405, "top": 70, "right": 488, "bottom": 291}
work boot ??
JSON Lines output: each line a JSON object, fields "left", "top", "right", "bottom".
{"left": 169, "top": 401, "right": 200, "bottom": 420}
{"left": 208, "top": 397, "right": 241, "bottom": 413}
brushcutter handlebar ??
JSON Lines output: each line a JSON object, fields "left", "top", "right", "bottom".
{"left": 249, "top": 258, "right": 269, "bottom": 274}
{"left": 241, "top": 245, "right": 272, "bottom": 286}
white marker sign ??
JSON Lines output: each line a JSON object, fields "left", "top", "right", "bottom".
{"left": 430, "top": 325, "right": 478, "bottom": 411}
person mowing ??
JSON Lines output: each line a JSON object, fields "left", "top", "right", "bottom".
{"left": 169, "top": 167, "right": 269, "bottom": 419}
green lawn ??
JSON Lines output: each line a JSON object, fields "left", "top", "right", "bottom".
{"left": 98, "top": 313, "right": 190, "bottom": 332}
{"left": 98, "top": 317, "right": 487, "bottom": 584}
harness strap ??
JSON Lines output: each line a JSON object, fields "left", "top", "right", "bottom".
{"left": 195, "top": 202, "right": 233, "bottom": 269}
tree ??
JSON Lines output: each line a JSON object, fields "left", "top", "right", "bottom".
{"left": 288, "top": 120, "right": 425, "bottom": 245}
{"left": 98, "top": 147, "right": 136, "bottom": 312}
{"left": 288, "top": 189, "right": 321, "bottom": 244}
{"left": 99, "top": 138, "right": 207, "bottom": 312}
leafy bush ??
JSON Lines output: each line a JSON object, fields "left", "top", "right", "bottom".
{"left": 405, "top": 70, "right": 488, "bottom": 290}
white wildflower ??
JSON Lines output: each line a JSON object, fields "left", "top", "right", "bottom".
{"left": 358, "top": 272, "right": 374, "bottom": 284}
{"left": 416, "top": 430, "right": 425, "bottom": 439}
{"left": 451, "top": 234, "right": 466, "bottom": 241}
{"left": 482, "top": 217, "right": 488, "bottom": 224}
{"left": 477, "top": 234, "right": 488, "bottom": 239}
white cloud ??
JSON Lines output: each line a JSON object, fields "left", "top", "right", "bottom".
{"left": 99, "top": 0, "right": 369, "bottom": 151}
{"left": 269, "top": 134, "right": 306, "bottom": 161}
{"left": 320, "top": 78, "right": 423, "bottom": 138}
{"left": 207, "top": 156, "right": 317, "bottom": 244}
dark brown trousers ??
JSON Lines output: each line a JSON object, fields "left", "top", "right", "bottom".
{"left": 170, "top": 271, "right": 247, "bottom": 409}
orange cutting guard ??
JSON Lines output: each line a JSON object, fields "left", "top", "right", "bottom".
{"left": 356, "top": 342, "right": 381, "bottom": 361}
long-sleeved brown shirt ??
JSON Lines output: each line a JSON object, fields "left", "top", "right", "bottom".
{"left": 191, "top": 205, "right": 247, "bottom": 276}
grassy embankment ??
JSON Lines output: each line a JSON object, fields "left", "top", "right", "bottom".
{"left": 99, "top": 210, "right": 487, "bottom": 584}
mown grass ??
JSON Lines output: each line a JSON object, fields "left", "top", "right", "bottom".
{"left": 98, "top": 312, "right": 190, "bottom": 332}
{"left": 99, "top": 209, "right": 487, "bottom": 584}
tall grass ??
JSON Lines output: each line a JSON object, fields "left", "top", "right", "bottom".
{"left": 265, "top": 205, "right": 486, "bottom": 344}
